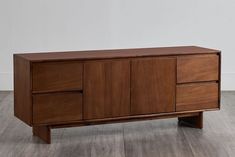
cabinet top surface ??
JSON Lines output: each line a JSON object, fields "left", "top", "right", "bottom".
{"left": 15, "top": 46, "right": 220, "bottom": 62}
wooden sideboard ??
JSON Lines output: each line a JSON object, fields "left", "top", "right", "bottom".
{"left": 14, "top": 46, "right": 221, "bottom": 144}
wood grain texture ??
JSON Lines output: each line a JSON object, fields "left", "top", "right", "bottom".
{"left": 15, "top": 46, "right": 220, "bottom": 62}
{"left": 33, "top": 92, "right": 83, "bottom": 124}
{"left": 14, "top": 55, "right": 32, "bottom": 125}
{"left": 32, "top": 61, "right": 83, "bottom": 92}
{"left": 84, "top": 60, "right": 130, "bottom": 120}
{"left": 177, "top": 54, "right": 219, "bottom": 83}
{"left": 176, "top": 82, "right": 219, "bottom": 111}
{"left": 13, "top": 46, "right": 221, "bottom": 144}
{"left": 33, "top": 126, "right": 51, "bottom": 144}
{"left": 131, "top": 57, "right": 176, "bottom": 115}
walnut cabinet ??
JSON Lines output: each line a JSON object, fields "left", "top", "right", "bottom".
{"left": 14, "top": 46, "right": 221, "bottom": 143}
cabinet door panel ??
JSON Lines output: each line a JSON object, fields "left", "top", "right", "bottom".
{"left": 131, "top": 57, "right": 176, "bottom": 115}
{"left": 84, "top": 60, "right": 130, "bottom": 120}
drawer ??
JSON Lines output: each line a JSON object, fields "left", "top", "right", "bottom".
{"left": 177, "top": 55, "right": 219, "bottom": 83}
{"left": 32, "top": 61, "right": 83, "bottom": 92}
{"left": 176, "top": 82, "right": 219, "bottom": 111}
{"left": 33, "top": 92, "right": 82, "bottom": 124}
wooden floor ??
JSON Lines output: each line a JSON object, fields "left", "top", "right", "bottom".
{"left": 0, "top": 92, "right": 235, "bottom": 157}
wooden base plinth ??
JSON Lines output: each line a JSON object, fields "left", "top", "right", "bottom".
{"left": 33, "top": 126, "right": 51, "bottom": 144}
{"left": 178, "top": 112, "right": 203, "bottom": 129}
{"left": 31, "top": 112, "right": 204, "bottom": 143}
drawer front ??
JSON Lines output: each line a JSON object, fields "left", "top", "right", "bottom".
{"left": 33, "top": 92, "right": 82, "bottom": 124}
{"left": 32, "top": 62, "right": 83, "bottom": 92}
{"left": 176, "top": 82, "right": 219, "bottom": 111}
{"left": 177, "top": 55, "right": 219, "bottom": 83}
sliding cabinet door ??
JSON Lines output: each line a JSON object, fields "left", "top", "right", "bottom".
{"left": 84, "top": 60, "right": 130, "bottom": 120}
{"left": 131, "top": 57, "right": 176, "bottom": 115}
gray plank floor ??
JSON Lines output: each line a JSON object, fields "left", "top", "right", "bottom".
{"left": 0, "top": 91, "right": 235, "bottom": 157}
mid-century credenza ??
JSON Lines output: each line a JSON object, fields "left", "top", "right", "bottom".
{"left": 14, "top": 46, "right": 221, "bottom": 144}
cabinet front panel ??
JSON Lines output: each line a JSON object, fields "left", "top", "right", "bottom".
{"left": 176, "top": 82, "right": 219, "bottom": 111}
{"left": 84, "top": 60, "right": 130, "bottom": 120}
{"left": 33, "top": 92, "right": 82, "bottom": 124}
{"left": 32, "top": 62, "right": 83, "bottom": 92}
{"left": 177, "top": 54, "right": 219, "bottom": 83}
{"left": 131, "top": 57, "right": 176, "bottom": 115}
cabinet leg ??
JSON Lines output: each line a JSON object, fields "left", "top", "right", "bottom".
{"left": 33, "top": 126, "right": 51, "bottom": 144}
{"left": 178, "top": 112, "right": 203, "bottom": 129}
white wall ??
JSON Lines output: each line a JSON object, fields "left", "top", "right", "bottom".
{"left": 1, "top": 0, "right": 235, "bottom": 90}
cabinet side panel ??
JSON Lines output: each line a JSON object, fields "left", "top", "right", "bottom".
{"left": 218, "top": 52, "right": 221, "bottom": 109}
{"left": 14, "top": 55, "right": 32, "bottom": 126}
